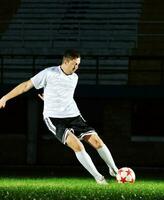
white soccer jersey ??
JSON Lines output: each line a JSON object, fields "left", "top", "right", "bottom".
{"left": 31, "top": 66, "right": 80, "bottom": 118}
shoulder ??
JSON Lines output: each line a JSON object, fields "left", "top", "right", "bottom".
{"left": 73, "top": 73, "right": 78, "bottom": 80}
{"left": 46, "top": 66, "right": 59, "bottom": 72}
{"left": 44, "top": 66, "right": 60, "bottom": 76}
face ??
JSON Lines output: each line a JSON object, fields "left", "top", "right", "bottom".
{"left": 65, "top": 57, "right": 81, "bottom": 74}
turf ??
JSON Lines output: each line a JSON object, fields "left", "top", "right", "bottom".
{"left": 0, "top": 176, "right": 163, "bottom": 200}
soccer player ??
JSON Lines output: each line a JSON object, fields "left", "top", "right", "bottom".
{"left": 0, "top": 50, "right": 118, "bottom": 184}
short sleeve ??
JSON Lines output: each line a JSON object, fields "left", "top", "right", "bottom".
{"left": 30, "top": 68, "right": 48, "bottom": 89}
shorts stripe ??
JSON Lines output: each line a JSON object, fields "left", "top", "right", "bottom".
{"left": 78, "top": 130, "right": 97, "bottom": 140}
{"left": 44, "top": 117, "right": 56, "bottom": 135}
{"left": 62, "top": 129, "right": 70, "bottom": 145}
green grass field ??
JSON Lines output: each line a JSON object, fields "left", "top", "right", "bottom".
{"left": 0, "top": 176, "right": 163, "bottom": 200}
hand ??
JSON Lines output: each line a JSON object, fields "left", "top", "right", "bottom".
{"left": 0, "top": 96, "right": 7, "bottom": 109}
{"left": 38, "top": 93, "right": 44, "bottom": 101}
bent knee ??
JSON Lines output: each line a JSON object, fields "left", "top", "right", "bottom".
{"left": 85, "top": 134, "right": 104, "bottom": 149}
{"left": 94, "top": 137, "right": 104, "bottom": 149}
{"left": 73, "top": 142, "right": 84, "bottom": 152}
{"left": 66, "top": 132, "right": 84, "bottom": 152}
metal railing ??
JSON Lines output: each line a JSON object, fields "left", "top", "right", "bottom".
{"left": 0, "top": 54, "right": 164, "bottom": 85}
{"left": 0, "top": 54, "right": 129, "bottom": 85}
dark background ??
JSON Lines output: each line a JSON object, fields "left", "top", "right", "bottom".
{"left": 0, "top": 0, "right": 164, "bottom": 177}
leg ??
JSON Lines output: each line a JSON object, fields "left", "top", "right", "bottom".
{"left": 66, "top": 131, "right": 107, "bottom": 184}
{"left": 83, "top": 133, "right": 118, "bottom": 176}
{"left": 44, "top": 117, "right": 106, "bottom": 184}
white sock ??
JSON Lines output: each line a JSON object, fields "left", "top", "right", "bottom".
{"left": 75, "top": 149, "right": 103, "bottom": 181}
{"left": 97, "top": 144, "right": 118, "bottom": 173}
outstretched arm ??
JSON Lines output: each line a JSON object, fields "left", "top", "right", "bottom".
{"left": 0, "top": 79, "right": 34, "bottom": 109}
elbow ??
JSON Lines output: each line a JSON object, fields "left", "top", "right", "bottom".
{"left": 22, "top": 80, "right": 32, "bottom": 93}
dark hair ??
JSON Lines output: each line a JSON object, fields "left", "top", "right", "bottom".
{"left": 63, "top": 49, "right": 80, "bottom": 60}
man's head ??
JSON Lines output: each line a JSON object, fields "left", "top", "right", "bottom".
{"left": 61, "top": 49, "right": 81, "bottom": 75}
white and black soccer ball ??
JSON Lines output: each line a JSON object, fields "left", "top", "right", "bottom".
{"left": 116, "top": 167, "right": 136, "bottom": 183}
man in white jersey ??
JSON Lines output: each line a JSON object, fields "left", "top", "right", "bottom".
{"left": 0, "top": 50, "right": 118, "bottom": 184}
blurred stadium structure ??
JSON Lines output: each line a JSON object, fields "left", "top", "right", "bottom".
{"left": 0, "top": 0, "right": 164, "bottom": 174}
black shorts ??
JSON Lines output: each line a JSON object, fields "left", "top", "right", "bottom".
{"left": 44, "top": 115, "right": 96, "bottom": 144}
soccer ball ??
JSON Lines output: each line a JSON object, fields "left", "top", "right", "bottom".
{"left": 116, "top": 167, "right": 136, "bottom": 183}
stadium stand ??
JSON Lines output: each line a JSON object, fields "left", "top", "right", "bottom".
{"left": 0, "top": 0, "right": 142, "bottom": 84}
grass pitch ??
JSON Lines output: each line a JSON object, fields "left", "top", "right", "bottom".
{"left": 0, "top": 176, "right": 163, "bottom": 200}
